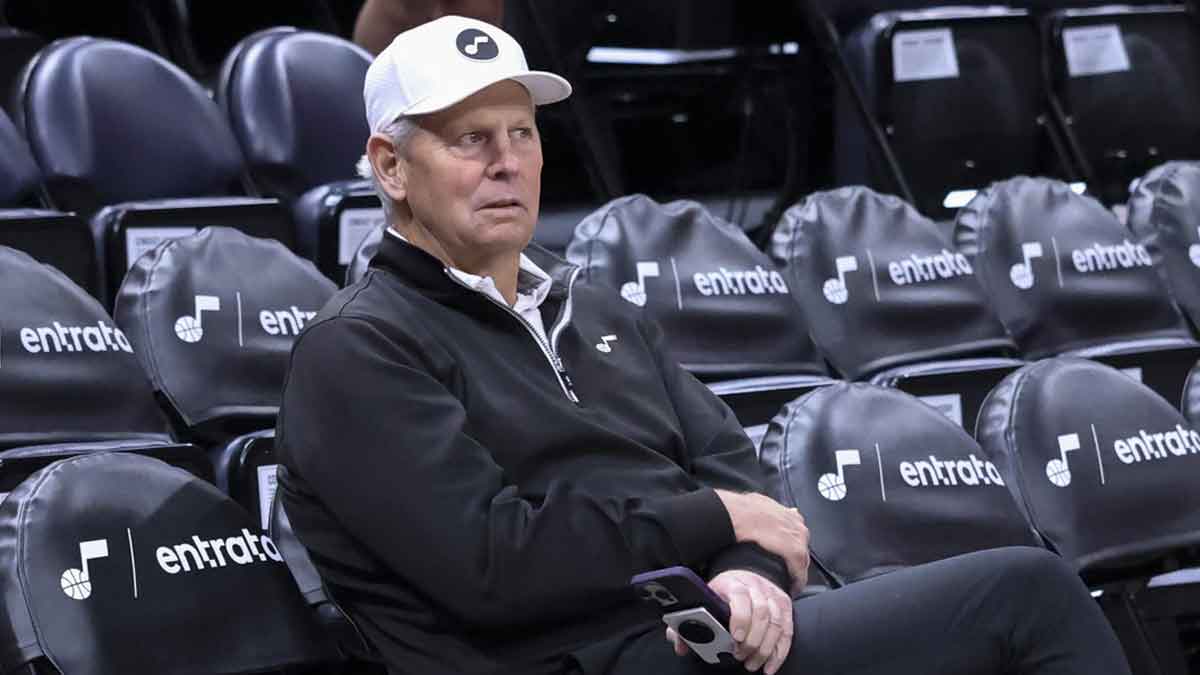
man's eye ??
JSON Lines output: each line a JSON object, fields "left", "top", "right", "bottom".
{"left": 513, "top": 127, "right": 535, "bottom": 139}
{"left": 461, "top": 132, "right": 486, "bottom": 145}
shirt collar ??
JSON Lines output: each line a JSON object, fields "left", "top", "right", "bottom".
{"left": 385, "top": 228, "right": 552, "bottom": 307}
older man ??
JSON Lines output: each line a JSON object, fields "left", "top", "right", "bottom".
{"left": 276, "top": 15, "right": 1131, "bottom": 675}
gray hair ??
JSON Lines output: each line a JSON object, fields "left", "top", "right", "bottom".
{"left": 356, "top": 116, "right": 419, "bottom": 223}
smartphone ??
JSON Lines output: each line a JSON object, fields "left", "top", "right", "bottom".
{"left": 631, "top": 566, "right": 737, "bottom": 666}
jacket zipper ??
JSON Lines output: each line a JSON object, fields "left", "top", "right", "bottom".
{"left": 444, "top": 268, "right": 581, "bottom": 404}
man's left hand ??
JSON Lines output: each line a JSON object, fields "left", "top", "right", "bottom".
{"left": 664, "top": 569, "right": 793, "bottom": 674}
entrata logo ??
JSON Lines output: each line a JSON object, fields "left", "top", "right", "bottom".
{"left": 20, "top": 321, "right": 133, "bottom": 354}
{"left": 1113, "top": 425, "right": 1200, "bottom": 465}
{"left": 692, "top": 266, "right": 789, "bottom": 297}
{"left": 156, "top": 528, "right": 282, "bottom": 575}
{"left": 822, "top": 256, "right": 858, "bottom": 304}
{"left": 817, "top": 449, "right": 861, "bottom": 501}
{"left": 887, "top": 249, "right": 973, "bottom": 286}
{"left": 898, "top": 454, "right": 1005, "bottom": 487}
{"left": 456, "top": 28, "right": 499, "bottom": 61}
{"left": 1069, "top": 240, "right": 1151, "bottom": 274}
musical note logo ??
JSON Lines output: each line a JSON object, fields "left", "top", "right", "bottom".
{"left": 596, "top": 334, "right": 618, "bottom": 353}
{"left": 620, "top": 261, "right": 660, "bottom": 307}
{"left": 1189, "top": 227, "right": 1200, "bottom": 268}
{"left": 456, "top": 28, "right": 499, "bottom": 61}
{"left": 1046, "top": 433, "right": 1079, "bottom": 487}
{"left": 61, "top": 539, "right": 109, "bottom": 600}
{"left": 1009, "top": 242, "right": 1044, "bottom": 290}
{"left": 817, "top": 449, "right": 861, "bottom": 501}
{"left": 822, "top": 256, "right": 858, "bottom": 305}
{"left": 174, "top": 294, "right": 221, "bottom": 343}
{"left": 465, "top": 35, "right": 490, "bottom": 55}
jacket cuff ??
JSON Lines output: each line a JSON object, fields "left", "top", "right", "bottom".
{"left": 655, "top": 488, "right": 736, "bottom": 566}
{"left": 706, "top": 543, "right": 792, "bottom": 594}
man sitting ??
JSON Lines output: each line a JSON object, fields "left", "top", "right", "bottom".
{"left": 276, "top": 15, "right": 1131, "bottom": 675}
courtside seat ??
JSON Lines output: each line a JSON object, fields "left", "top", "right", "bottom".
{"left": 771, "top": 186, "right": 1022, "bottom": 429}
{"left": 1127, "top": 160, "right": 1200, "bottom": 335}
{"left": 567, "top": 195, "right": 832, "bottom": 428}
{"left": 956, "top": 176, "right": 1199, "bottom": 407}
{"left": 0, "top": 439, "right": 210, "bottom": 501}
{"left": 217, "top": 27, "right": 383, "bottom": 281}
{"left": 0, "top": 452, "right": 336, "bottom": 674}
{"left": 113, "top": 227, "right": 335, "bottom": 510}
{"left": 759, "top": 382, "right": 1040, "bottom": 586}
{"left": 12, "top": 37, "right": 295, "bottom": 302}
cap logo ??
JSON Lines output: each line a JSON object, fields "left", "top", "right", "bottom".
{"left": 457, "top": 28, "right": 499, "bottom": 61}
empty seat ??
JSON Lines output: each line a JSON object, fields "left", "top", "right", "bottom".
{"left": 771, "top": 186, "right": 1022, "bottom": 428}
{"left": 956, "top": 176, "right": 1198, "bottom": 406}
{"left": 566, "top": 195, "right": 831, "bottom": 427}
{"left": 1127, "top": 160, "right": 1200, "bottom": 332}
{"left": 759, "top": 382, "right": 1039, "bottom": 585}
{"left": 113, "top": 227, "right": 335, "bottom": 511}
{"left": 837, "top": 7, "right": 1071, "bottom": 219}
{"left": 1044, "top": 5, "right": 1200, "bottom": 205}
{"left": 13, "top": 37, "right": 295, "bottom": 300}
{"left": 0, "top": 451, "right": 336, "bottom": 673}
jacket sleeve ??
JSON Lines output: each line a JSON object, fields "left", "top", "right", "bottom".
{"left": 637, "top": 315, "right": 794, "bottom": 592}
{"left": 277, "top": 315, "right": 736, "bottom": 628}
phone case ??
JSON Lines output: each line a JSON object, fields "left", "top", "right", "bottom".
{"left": 630, "top": 566, "right": 731, "bottom": 626}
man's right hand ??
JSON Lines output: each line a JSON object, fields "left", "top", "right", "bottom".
{"left": 715, "top": 490, "right": 810, "bottom": 595}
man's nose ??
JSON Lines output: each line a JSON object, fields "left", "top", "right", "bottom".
{"left": 485, "top": 136, "right": 521, "bottom": 179}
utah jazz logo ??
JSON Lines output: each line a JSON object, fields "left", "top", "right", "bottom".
{"left": 174, "top": 295, "right": 220, "bottom": 343}
{"left": 822, "top": 256, "right": 858, "bottom": 305}
{"left": 817, "top": 449, "right": 861, "bottom": 501}
{"left": 621, "top": 261, "right": 660, "bottom": 307}
{"left": 61, "top": 539, "right": 109, "bottom": 600}
{"left": 1046, "top": 433, "right": 1080, "bottom": 487}
{"left": 1009, "top": 242, "right": 1043, "bottom": 290}
{"left": 1189, "top": 227, "right": 1200, "bottom": 268}
{"left": 456, "top": 28, "right": 499, "bottom": 61}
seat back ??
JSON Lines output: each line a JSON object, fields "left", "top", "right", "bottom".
{"left": 771, "top": 186, "right": 1014, "bottom": 380}
{"left": 0, "top": 452, "right": 335, "bottom": 674}
{"left": 759, "top": 383, "right": 1039, "bottom": 585}
{"left": 113, "top": 227, "right": 335, "bottom": 441}
{"left": 1127, "top": 160, "right": 1200, "bottom": 331}
{"left": 0, "top": 246, "right": 170, "bottom": 450}
{"left": 566, "top": 194, "right": 826, "bottom": 380}
{"left": 15, "top": 37, "right": 245, "bottom": 216}
{"left": 0, "top": 105, "right": 40, "bottom": 207}
{"left": 955, "top": 176, "right": 1191, "bottom": 358}
{"left": 218, "top": 29, "right": 372, "bottom": 200}
{"left": 0, "top": 439, "right": 210, "bottom": 497}
{"left": 1045, "top": 5, "right": 1200, "bottom": 205}
{"left": 977, "top": 357, "right": 1200, "bottom": 574}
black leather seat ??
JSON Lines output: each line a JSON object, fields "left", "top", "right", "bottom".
{"left": 759, "top": 382, "right": 1041, "bottom": 586}
{"left": 956, "top": 176, "right": 1199, "bottom": 408}
{"left": 12, "top": 37, "right": 294, "bottom": 302}
{"left": 771, "top": 186, "right": 1023, "bottom": 430}
{"left": 0, "top": 452, "right": 337, "bottom": 674}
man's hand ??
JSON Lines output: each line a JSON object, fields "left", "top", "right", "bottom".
{"left": 664, "top": 570, "right": 794, "bottom": 674}
{"left": 714, "top": 490, "right": 810, "bottom": 594}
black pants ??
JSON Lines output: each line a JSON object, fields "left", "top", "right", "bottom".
{"left": 602, "top": 547, "right": 1131, "bottom": 675}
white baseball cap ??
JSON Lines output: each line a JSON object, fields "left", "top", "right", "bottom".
{"left": 364, "top": 15, "right": 573, "bottom": 132}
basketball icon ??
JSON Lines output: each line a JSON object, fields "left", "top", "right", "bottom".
{"left": 61, "top": 568, "right": 92, "bottom": 600}
{"left": 817, "top": 472, "right": 848, "bottom": 501}
{"left": 174, "top": 315, "right": 203, "bottom": 343}
{"left": 1189, "top": 243, "right": 1200, "bottom": 268}
{"left": 822, "top": 279, "right": 849, "bottom": 305}
{"left": 1045, "top": 459, "right": 1072, "bottom": 487}
{"left": 620, "top": 281, "right": 648, "bottom": 307}
{"left": 1009, "top": 264, "right": 1034, "bottom": 290}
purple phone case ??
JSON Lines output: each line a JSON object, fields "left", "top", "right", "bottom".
{"left": 630, "top": 566, "right": 731, "bottom": 626}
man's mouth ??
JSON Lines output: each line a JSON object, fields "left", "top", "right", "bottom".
{"left": 480, "top": 198, "right": 523, "bottom": 210}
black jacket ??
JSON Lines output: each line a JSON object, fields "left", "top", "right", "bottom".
{"left": 276, "top": 234, "right": 788, "bottom": 674}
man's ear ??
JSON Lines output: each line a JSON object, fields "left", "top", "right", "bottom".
{"left": 367, "top": 133, "right": 407, "bottom": 202}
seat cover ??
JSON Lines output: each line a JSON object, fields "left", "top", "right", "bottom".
{"left": 113, "top": 227, "right": 335, "bottom": 430}
{"left": 566, "top": 195, "right": 826, "bottom": 379}
{"left": 954, "top": 176, "right": 1191, "bottom": 357}
{"left": 977, "top": 357, "right": 1200, "bottom": 572}
{"left": 772, "top": 186, "right": 1014, "bottom": 379}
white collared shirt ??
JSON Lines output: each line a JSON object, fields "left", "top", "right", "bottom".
{"left": 386, "top": 228, "right": 554, "bottom": 344}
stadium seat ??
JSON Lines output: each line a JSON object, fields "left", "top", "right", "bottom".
{"left": 0, "top": 439, "right": 210, "bottom": 501}
{"left": 1043, "top": 5, "right": 1200, "bottom": 206}
{"left": 977, "top": 357, "right": 1200, "bottom": 672}
{"left": 837, "top": 7, "right": 1073, "bottom": 220}
{"left": 12, "top": 37, "right": 295, "bottom": 301}
{"left": 0, "top": 452, "right": 337, "bottom": 673}
{"left": 113, "top": 227, "right": 335, "bottom": 511}
{"left": 566, "top": 195, "right": 832, "bottom": 428}
{"left": 759, "top": 382, "right": 1040, "bottom": 585}
{"left": 1127, "top": 160, "right": 1200, "bottom": 333}
{"left": 955, "top": 176, "right": 1199, "bottom": 407}
{"left": 771, "top": 186, "right": 1023, "bottom": 429}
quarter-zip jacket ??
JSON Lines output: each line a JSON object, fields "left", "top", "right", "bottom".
{"left": 275, "top": 234, "right": 789, "bottom": 675}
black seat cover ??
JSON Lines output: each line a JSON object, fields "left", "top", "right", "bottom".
{"left": 566, "top": 195, "right": 826, "bottom": 379}
{"left": 772, "top": 186, "right": 1015, "bottom": 379}
{"left": 0, "top": 452, "right": 333, "bottom": 673}
{"left": 113, "top": 227, "right": 335, "bottom": 435}
{"left": 759, "top": 383, "right": 1039, "bottom": 585}
{"left": 955, "top": 176, "right": 1192, "bottom": 358}
{"left": 219, "top": 29, "right": 372, "bottom": 200}
{"left": 0, "top": 106, "right": 40, "bottom": 207}
{"left": 1128, "top": 160, "right": 1200, "bottom": 329}
{"left": 0, "top": 246, "right": 169, "bottom": 450}
{"left": 15, "top": 37, "right": 244, "bottom": 215}
{"left": 977, "top": 358, "right": 1200, "bottom": 572}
